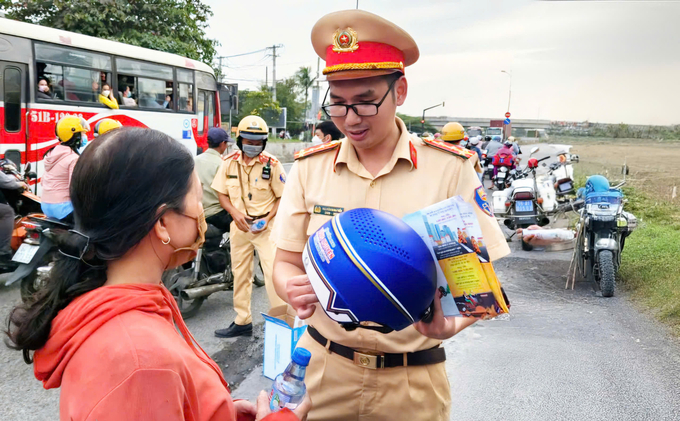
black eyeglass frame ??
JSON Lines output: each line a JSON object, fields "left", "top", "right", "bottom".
{"left": 321, "top": 78, "right": 399, "bottom": 118}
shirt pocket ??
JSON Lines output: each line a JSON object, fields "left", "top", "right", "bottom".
{"left": 250, "top": 179, "right": 272, "bottom": 203}
{"left": 306, "top": 214, "right": 332, "bottom": 236}
{"left": 224, "top": 177, "right": 241, "bottom": 198}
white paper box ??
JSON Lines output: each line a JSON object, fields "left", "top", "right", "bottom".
{"left": 262, "top": 305, "right": 308, "bottom": 380}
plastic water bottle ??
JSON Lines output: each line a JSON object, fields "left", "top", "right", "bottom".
{"left": 269, "top": 347, "right": 311, "bottom": 412}
{"left": 251, "top": 218, "right": 267, "bottom": 232}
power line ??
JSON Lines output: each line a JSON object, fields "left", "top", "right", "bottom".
{"left": 219, "top": 48, "right": 268, "bottom": 59}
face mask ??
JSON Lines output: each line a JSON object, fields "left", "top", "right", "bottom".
{"left": 102, "top": 90, "right": 110, "bottom": 97}
{"left": 126, "top": 91, "right": 132, "bottom": 98}
{"left": 242, "top": 144, "right": 264, "bottom": 158}
{"left": 165, "top": 211, "right": 207, "bottom": 269}
{"left": 313, "top": 136, "right": 323, "bottom": 144}
{"left": 39, "top": 85, "right": 49, "bottom": 92}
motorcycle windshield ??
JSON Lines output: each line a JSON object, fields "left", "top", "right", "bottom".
{"left": 585, "top": 193, "right": 622, "bottom": 206}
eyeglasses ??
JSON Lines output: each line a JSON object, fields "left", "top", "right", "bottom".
{"left": 321, "top": 78, "right": 398, "bottom": 118}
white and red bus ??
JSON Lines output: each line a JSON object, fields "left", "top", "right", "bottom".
{"left": 0, "top": 18, "right": 222, "bottom": 193}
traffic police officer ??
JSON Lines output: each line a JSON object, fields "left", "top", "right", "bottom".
{"left": 212, "top": 116, "right": 287, "bottom": 338}
{"left": 441, "top": 121, "right": 483, "bottom": 177}
{"left": 272, "top": 10, "right": 510, "bottom": 421}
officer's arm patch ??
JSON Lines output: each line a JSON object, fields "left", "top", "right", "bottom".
{"left": 422, "top": 138, "right": 476, "bottom": 159}
{"left": 294, "top": 140, "right": 341, "bottom": 160}
{"left": 225, "top": 151, "right": 241, "bottom": 161}
{"left": 475, "top": 186, "right": 494, "bottom": 217}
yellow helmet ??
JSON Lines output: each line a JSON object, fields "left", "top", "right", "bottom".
{"left": 440, "top": 122, "right": 465, "bottom": 142}
{"left": 94, "top": 119, "right": 122, "bottom": 137}
{"left": 55, "top": 116, "right": 90, "bottom": 143}
{"left": 237, "top": 116, "right": 269, "bottom": 141}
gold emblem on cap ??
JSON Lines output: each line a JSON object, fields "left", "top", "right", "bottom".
{"left": 332, "top": 27, "right": 359, "bottom": 53}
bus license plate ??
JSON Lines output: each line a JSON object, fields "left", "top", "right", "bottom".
{"left": 515, "top": 200, "right": 534, "bottom": 212}
{"left": 12, "top": 243, "right": 40, "bottom": 264}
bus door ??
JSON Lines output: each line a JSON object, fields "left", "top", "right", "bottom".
{"left": 0, "top": 61, "right": 28, "bottom": 168}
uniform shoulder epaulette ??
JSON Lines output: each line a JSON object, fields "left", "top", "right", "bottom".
{"left": 421, "top": 138, "right": 476, "bottom": 159}
{"left": 225, "top": 150, "right": 240, "bottom": 161}
{"left": 294, "top": 140, "right": 341, "bottom": 160}
{"left": 259, "top": 152, "right": 280, "bottom": 165}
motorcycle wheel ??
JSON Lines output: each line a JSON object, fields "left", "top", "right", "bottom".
{"left": 162, "top": 267, "right": 206, "bottom": 320}
{"left": 599, "top": 250, "right": 616, "bottom": 297}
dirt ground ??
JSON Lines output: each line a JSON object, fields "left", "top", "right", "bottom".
{"left": 562, "top": 138, "right": 680, "bottom": 203}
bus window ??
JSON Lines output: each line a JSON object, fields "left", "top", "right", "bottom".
{"left": 179, "top": 83, "right": 194, "bottom": 112}
{"left": 4, "top": 67, "right": 22, "bottom": 132}
{"left": 177, "top": 69, "right": 193, "bottom": 84}
{"left": 35, "top": 43, "right": 112, "bottom": 104}
{"left": 206, "top": 92, "right": 215, "bottom": 128}
{"left": 116, "top": 58, "right": 173, "bottom": 110}
{"left": 197, "top": 90, "right": 206, "bottom": 134}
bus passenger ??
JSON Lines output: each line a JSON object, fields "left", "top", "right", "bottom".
{"left": 121, "top": 85, "right": 137, "bottom": 106}
{"left": 37, "top": 77, "right": 52, "bottom": 100}
{"left": 99, "top": 83, "right": 119, "bottom": 109}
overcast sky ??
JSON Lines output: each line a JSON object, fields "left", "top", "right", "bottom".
{"left": 205, "top": 0, "right": 680, "bottom": 125}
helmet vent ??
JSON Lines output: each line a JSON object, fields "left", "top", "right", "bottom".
{"left": 349, "top": 209, "right": 410, "bottom": 260}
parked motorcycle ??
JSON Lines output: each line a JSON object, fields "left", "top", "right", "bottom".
{"left": 548, "top": 152, "right": 579, "bottom": 203}
{"left": 7, "top": 214, "right": 72, "bottom": 302}
{"left": 492, "top": 147, "right": 555, "bottom": 235}
{"left": 571, "top": 174, "right": 636, "bottom": 297}
{"left": 162, "top": 223, "right": 265, "bottom": 319}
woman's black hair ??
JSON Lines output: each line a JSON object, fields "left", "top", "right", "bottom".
{"left": 316, "top": 120, "right": 344, "bottom": 141}
{"left": 6, "top": 127, "right": 195, "bottom": 363}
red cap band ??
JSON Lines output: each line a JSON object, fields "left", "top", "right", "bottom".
{"left": 324, "top": 42, "right": 405, "bottom": 75}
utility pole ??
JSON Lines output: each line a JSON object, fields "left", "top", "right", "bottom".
{"left": 218, "top": 56, "right": 224, "bottom": 83}
{"left": 265, "top": 66, "right": 268, "bottom": 87}
{"left": 267, "top": 44, "right": 283, "bottom": 102}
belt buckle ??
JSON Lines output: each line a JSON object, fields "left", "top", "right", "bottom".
{"left": 353, "top": 351, "right": 384, "bottom": 369}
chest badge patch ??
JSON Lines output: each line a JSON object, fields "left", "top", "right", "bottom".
{"left": 313, "top": 205, "right": 344, "bottom": 216}
{"left": 475, "top": 186, "right": 493, "bottom": 217}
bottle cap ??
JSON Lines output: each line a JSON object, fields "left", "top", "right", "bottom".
{"left": 291, "top": 347, "right": 311, "bottom": 366}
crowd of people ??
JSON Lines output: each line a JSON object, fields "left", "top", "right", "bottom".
{"left": 6, "top": 8, "right": 516, "bottom": 421}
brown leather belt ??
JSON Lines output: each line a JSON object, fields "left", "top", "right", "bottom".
{"left": 307, "top": 326, "right": 446, "bottom": 370}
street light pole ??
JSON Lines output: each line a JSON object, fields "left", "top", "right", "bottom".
{"left": 421, "top": 102, "right": 445, "bottom": 133}
{"left": 501, "top": 70, "right": 512, "bottom": 113}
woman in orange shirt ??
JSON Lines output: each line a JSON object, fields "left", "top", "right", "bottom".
{"left": 7, "top": 128, "right": 309, "bottom": 421}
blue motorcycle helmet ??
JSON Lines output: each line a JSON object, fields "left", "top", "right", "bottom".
{"left": 302, "top": 208, "right": 437, "bottom": 332}
{"left": 585, "top": 175, "right": 611, "bottom": 195}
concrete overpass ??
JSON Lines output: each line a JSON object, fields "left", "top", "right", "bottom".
{"left": 423, "top": 116, "right": 551, "bottom": 131}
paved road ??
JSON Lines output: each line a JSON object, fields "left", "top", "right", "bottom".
{"left": 2, "top": 148, "right": 680, "bottom": 420}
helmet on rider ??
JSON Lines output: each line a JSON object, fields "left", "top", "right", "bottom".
{"left": 469, "top": 137, "right": 480, "bottom": 146}
{"left": 55, "top": 116, "right": 90, "bottom": 144}
{"left": 303, "top": 208, "right": 437, "bottom": 332}
{"left": 440, "top": 122, "right": 465, "bottom": 143}
{"left": 503, "top": 140, "right": 513, "bottom": 147}
{"left": 236, "top": 115, "right": 268, "bottom": 158}
{"left": 93, "top": 119, "right": 122, "bottom": 137}
{"left": 507, "top": 136, "right": 516, "bottom": 143}
{"left": 491, "top": 135, "right": 502, "bottom": 142}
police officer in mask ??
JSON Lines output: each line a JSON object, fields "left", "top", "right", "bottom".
{"left": 211, "top": 116, "right": 287, "bottom": 338}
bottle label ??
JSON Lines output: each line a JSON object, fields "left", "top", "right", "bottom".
{"left": 269, "top": 387, "right": 299, "bottom": 411}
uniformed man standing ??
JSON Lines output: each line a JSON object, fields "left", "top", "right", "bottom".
{"left": 272, "top": 10, "right": 510, "bottom": 421}
{"left": 212, "top": 116, "right": 287, "bottom": 338}
{"left": 441, "top": 121, "right": 483, "bottom": 177}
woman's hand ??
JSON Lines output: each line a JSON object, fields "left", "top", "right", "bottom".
{"left": 286, "top": 275, "right": 319, "bottom": 319}
{"left": 255, "top": 391, "right": 312, "bottom": 420}
{"left": 234, "top": 399, "right": 257, "bottom": 421}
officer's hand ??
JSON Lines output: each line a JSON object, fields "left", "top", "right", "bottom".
{"left": 286, "top": 274, "right": 319, "bottom": 319}
{"left": 414, "top": 294, "right": 476, "bottom": 340}
{"left": 232, "top": 210, "right": 253, "bottom": 232}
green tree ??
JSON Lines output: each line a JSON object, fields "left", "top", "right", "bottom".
{"left": 0, "top": 0, "right": 219, "bottom": 69}
{"left": 294, "top": 66, "right": 316, "bottom": 119}
{"left": 397, "top": 113, "right": 437, "bottom": 133}
{"left": 234, "top": 88, "right": 281, "bottom": 124}
{"left": 276, "top": 77, "right": 306, "bottom": 136}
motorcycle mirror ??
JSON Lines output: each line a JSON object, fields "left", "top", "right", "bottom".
{"left": 530, "top": 147, "right": 539, "bottom": 154}
{"left": 571, "top": 154, "right": 580, "bottom": 163}
{"left": 25, "top": 162, "right": 32, "bottom": 173}
{"left": 27, "top": 172, "right": 37, "bottom": 179}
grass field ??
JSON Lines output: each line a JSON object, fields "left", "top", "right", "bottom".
{"left": 560, "top": 136, "right": 680, "bottom": 335}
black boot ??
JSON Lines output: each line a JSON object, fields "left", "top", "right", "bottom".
{"left": 215, "top": 322, "right": 253, "bottom": 338}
